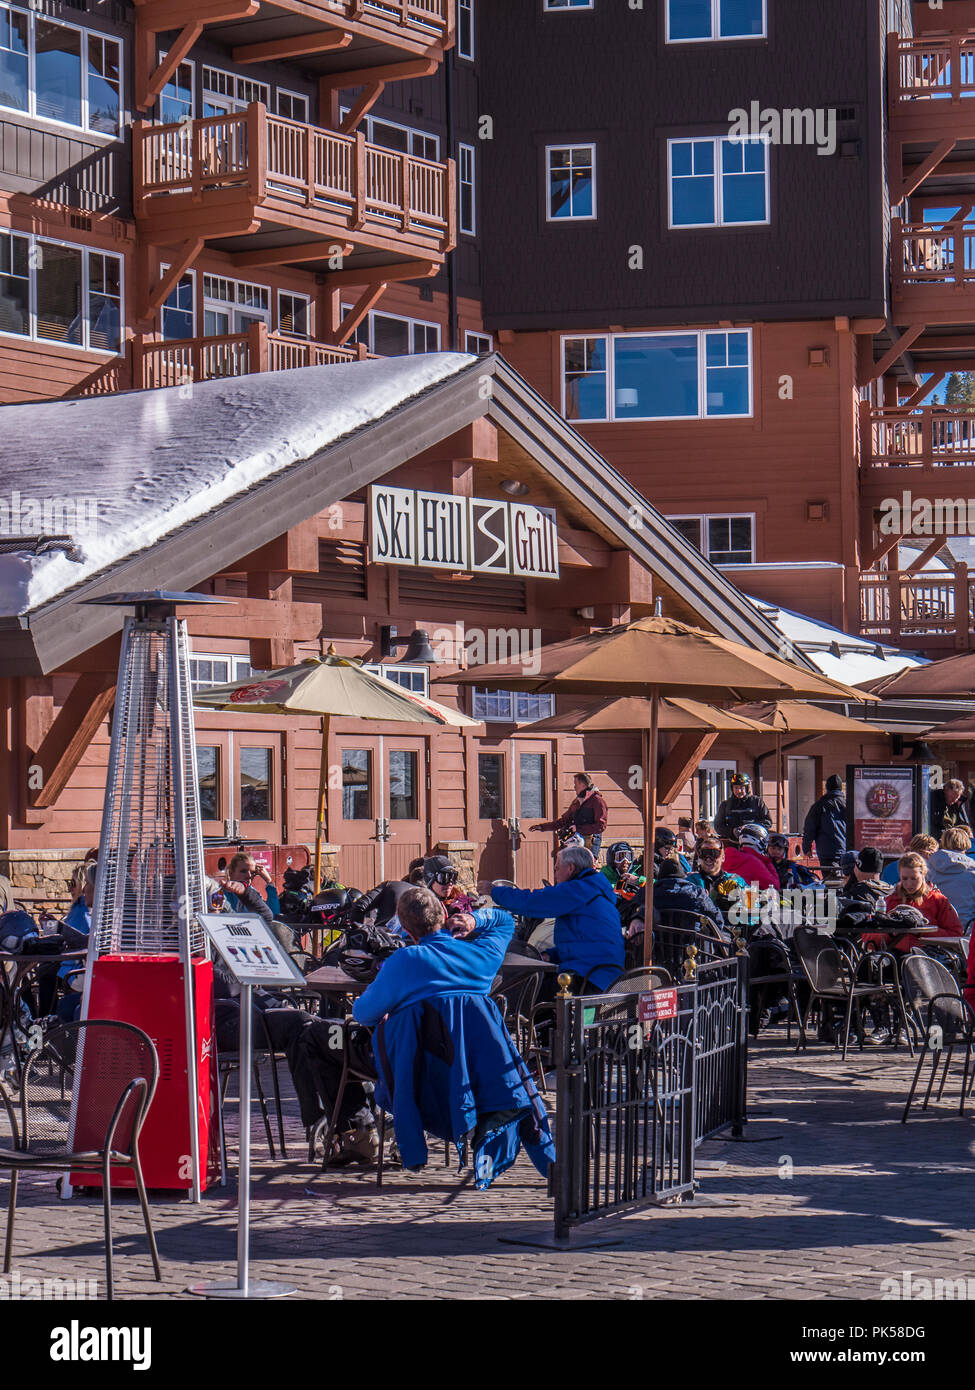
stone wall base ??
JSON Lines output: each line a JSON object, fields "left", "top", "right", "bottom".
{"left": 0, "top": 849, "right": 87, "bottom": 897}
{"left": 434, "top": 841, "right": 477, "bottom": 893}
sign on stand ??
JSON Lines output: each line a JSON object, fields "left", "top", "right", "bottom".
{"left": 189, "top": 914, "right": 304, "bottom": 1300}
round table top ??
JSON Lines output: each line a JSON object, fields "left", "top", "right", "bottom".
{"left": 851, "top": 922, "right": 940, "bottom": 937}
{"left": 301, "top": 965, "right": 370, "bottom": 995}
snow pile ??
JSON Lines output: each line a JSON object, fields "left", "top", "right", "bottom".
{"left": 748, "top": 597, "right": 926, "bottom": 686}
{"left": 0, "top": 353, "right": 474, "bottom": 616}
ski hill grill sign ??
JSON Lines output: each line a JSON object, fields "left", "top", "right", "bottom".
{"left": 368, "top": 486, "right": 560, "bottom": 579}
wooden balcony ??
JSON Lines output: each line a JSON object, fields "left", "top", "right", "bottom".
{"left": 891, "top": 221, "right": 975, "bottom": 325}
{"left": 860, "top": 567, "right": 975, "bottom": 651}
{"left": 134, "top": 104, "right": 455, "bottom": 270}
{"left": 861, "top": 403, "right": 975, "bottom": 470}
{"left": 888, "top": 32, "right": 975, "bottom": 140}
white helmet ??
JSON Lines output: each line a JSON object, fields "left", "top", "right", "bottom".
{"left": 737, "top": 822, "right": 769, "bottom": 853}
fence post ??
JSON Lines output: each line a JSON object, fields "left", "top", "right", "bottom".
{"left": 552, "top": 973, "right": 574, "bottom": 1241}
{"left": 733, "top": 949, "right": 749, "bottom": 1137}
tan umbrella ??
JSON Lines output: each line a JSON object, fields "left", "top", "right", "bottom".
{"left": 916, "top": 712, "right": 975, "bottom": 743}
{"left": 436, "top": 616, "right": 876, "bottom": 965}
{"left": 732, "top": 701, "right": 888, "bottom": 830}
{"left": 195, "top": 653, "right": 480, "bottom": 888}
{"left": 521, "top": 695, "right": 773, "bottom": 737}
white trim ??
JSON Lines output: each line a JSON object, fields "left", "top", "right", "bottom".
{"left": 340, "top": 303, "right": 441, "bottom": 354}
{"left": 0, "top": 227, "right": 123, "bottom": 356}
{"left": 665, "top": 0, "right": 767, "bottom": 43}
{"left": 159, "top": 262, "right": 196, "bottom": 338}
{"left": 560, "top": 327, "right": 754, "bottom": 422}
{"left": 275, "top": 87, "right": 309, "bottom": 123}
{"left": 0, "top": 3, "right": 123, "bottom": 138}
{"left": 543, "top": 0, "right": 594, "bottom": 10}
{"left": 457, "top": 0, "right": 475, "bottom": 59}
{"left": 458, "top": 141, "right": 476, "bottom": 234}
{"left": 157, "top": 53, "right": 194, "bottom": 121}
{"left": 667, "top": 135, "right": 770, "bottom": 230}
{"left": 465, "top": 330, "right": 493, "bottom": 355}
{"left": 666, "top": 512, "right": 757, "bottom": 565}
{"left": 545, "top": 142, "right": 597, "bottom": 222}
{"left": 337, "top": 105, "right": 440, "bottom": 160}
{"left": 277, "top": 288, "right": 311, "bottom": 337}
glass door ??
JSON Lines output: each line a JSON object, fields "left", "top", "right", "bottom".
{"left": 511, "top": 740, "right": 555, "bottom": 887}
{"left": 233, "top": 732, "right": 281, "bottom": 843}
{"left": 384, "top": 736, "right": 427, "bottom": 882}
{"left": 470, "top": 744, "right": 512, "bottom": 887}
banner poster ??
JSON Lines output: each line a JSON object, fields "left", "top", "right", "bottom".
{"left": 849, "top": 765, "right": 916, "bottom": 853}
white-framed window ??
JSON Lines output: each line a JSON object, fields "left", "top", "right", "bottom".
{"left": 364, "top": 663, "right": 429, "bottom": 697}
{"left": 202, "top": 274, "right": 270, "bottom": 336}
{"left": 275, "top": 88, "right": 308, "bottom": 123}
{"left": 201, "top": 64, "right": 268, "bottom": 115}
{"left": 669, "top": 135, "right": 769, "bottom": 227}
{"left": 669, "top": 513, "right": 755, "bottom": 565}
{"left": 697, "top": 760, "right": 738, "bottom": 820}
{"left": 544, "top": 0, "right": 594, "bottom": 9}
{"left": 458, "top": 142, "right": 476, "bottom": 235}
{"left": 0, "top": 5, "right": 121, "bottom": 136}
{"left": 472, "top": 690, "right": 556, "bottom": 723}
{"left": 465, "top": 330, "right": 493, "bottom": 355}
{"left": 160, "top": 266, "right": 194, "bottom": 339}
{"left": 666, "top": 0, "right": 766, "bottom": 42}
{"left": 561, "top": 328, "right": 752, "bottom": 421}
{"left": 0, "top": 230, "right": 122, "bottom": 352}
{"left": 159, "top": 56, "right": 192, "bottom": 123}
{"left": 339, "top": 107, "right": 439, "bottom": 161}
{"left": 458, "top": 0, "right": 474, "bottom": 58}
{"left": 189, "top": 653, "right": 253, "bottom": 692}
{"left": 546, "top": 143, "right": 595, "bottom": 221}
{"left": 278, "top": 290, "right": 310, "bottom": 337}
{"left": 341, "top": 305, "right": 440, "bottom": 355}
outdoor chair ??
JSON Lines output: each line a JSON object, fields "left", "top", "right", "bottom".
{"left": 747, "top": 936, "right": 804, "bottom": 1041}
{"left": 900, "top": 955, "right": 975, "bottom": 1122}
{"left": 491, "top": 966, "right": 542, "bottom": 1059}
{"left": 214, "top": 1000, "right": 287, "bottom": 1159}
{"left": 0, "top": 1019, "right": 161, "bottom": 1302}
{"left": 648, "top": 914, "right": 729, "bottom": 981}
{"left": 792, "top": 927, "right": 912, "bottom": 1060}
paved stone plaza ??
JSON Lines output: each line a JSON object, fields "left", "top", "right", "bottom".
{"left": 7, "top": 1040, "right": 973, "bottom": 1301}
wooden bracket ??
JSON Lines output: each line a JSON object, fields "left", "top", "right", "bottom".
{"left": 320, "top": 58, "right": 438, "bottom": 131}
{"left": 657, "top": 733, "right": 718, "bottom": 807}
{"left": 134, "top": 0, "right": 258, "bottom": 112}
{"left": 860, "top": 325, "right": 926, "bottom": 385}
{"left": 897, "top": 138, "right": 957, "bottom": 204}
{"left": 29, "top": 674, "right": 116, "bottom": 810}
{"left": 233, "top": 28, "right": 352, "bottom": 65}
{"left": 329, "top": 281, "right": 388, "bottom": 346}
{"left": 138, "top": 238, "right": 204, "bottom": 324}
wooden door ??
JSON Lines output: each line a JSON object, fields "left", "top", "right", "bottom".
{"left": 511, "top": 739, "right": 557, "bottom": 888}
{"left": 470, "top": 742, "right": 513, "bottom": 887}
{"left": 233, "top": 731, "right": 282, "bottom": 844}
{"left": 332, "top": 737, "right": 382, "bottom": 890}
{"left": 383, "top": 734, "right": 427, "bottom": 882}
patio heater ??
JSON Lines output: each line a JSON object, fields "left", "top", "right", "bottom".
{"left": 68, "top": 592, "right": 228, "bottom": 1202}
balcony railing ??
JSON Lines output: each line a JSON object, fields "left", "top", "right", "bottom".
{"left": 891, "top": 221, "right": 975, "bottom": 323}
{"left": 860, "top": 567, "right": 973, "bottom": 647}
{"left": 861, "top": 404, "right": 975, "bottom": 469}
{"left": 133, "top": 324, "right": 373, "bottom": 389}
{"left": 891, "top": 33, "right": 975, "bottom": 111}
{"left": 135, "top": 106, "right": 454, "bottom": 256}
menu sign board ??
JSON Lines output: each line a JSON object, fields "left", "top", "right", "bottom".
{"left": 369, "top": 485, "right": 559, "bottom": 579}
{"left": 199, "top": 913, "right": 304, "bottom": 989}
{"left": 849, "top": 766, "right": 916, "bottom": 853}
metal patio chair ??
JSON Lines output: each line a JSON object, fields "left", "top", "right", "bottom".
{"left": 214, "top": 999, "right": 286, "bottom": 1159}
{"left": 900, "top": 954, "right": 975, "bottom": 1122}
{"left": 0, "top": 1019, "right": 161, "bottom": 1302}
{"left": 792, "top": 927, "right": 912, "bottom": 1059}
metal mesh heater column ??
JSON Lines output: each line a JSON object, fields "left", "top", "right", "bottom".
{"left": 71, "top": 592, "right": 227, "bottom": 1202}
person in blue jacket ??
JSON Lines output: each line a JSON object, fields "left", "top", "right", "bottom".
{"left": 490, "top": 843, "right": 624, "bottom": 992}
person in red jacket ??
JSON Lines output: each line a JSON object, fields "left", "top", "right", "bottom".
{"left": 862, "top": 852, "right": 963, "bottom": 954}
{"left": 722, "top": 822, "right": 781, "bottom": 893}
{"left": 531, "top": 772, "right": 608, "bottom": 859}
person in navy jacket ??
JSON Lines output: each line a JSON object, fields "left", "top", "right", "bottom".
{"left": 490, "top": 844, "right": 624, "bottom": 991}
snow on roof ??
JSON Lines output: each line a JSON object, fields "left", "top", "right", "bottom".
{"left": 747, "top": 597, "right": 926, "bottom": 685}
{"left": 0, "top": 353, "right": 474, "bottom": 616}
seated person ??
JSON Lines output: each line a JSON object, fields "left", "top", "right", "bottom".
{"left": 491, "top": 845, "right": 623, "bottom": 993}
{"left": 601, "top": 841, "right": 646, "bottom": 898}
{"left": 767, "top": 833, "right": 820, "bottom": 891}
{"left": 353, "top": 887, "right": 554, "bottom": 1184}
{"left": 924, "top": 827, "right": 975, "bottom": 934}
{"left": 643, "top": 859, "right": 726, "bottom": 937}
{"left": 654, "top": 826, "right": 691, "bottom": 873}
{"left": 880, "top": 835, "right": 937, "bottom": 887}
{"left": 222, "top": 855, "right": 282, "bottom": 918}
{"left": 350, "top": 857, "right": 426, "bottom": 927}
{"left": 722, "top": 823, "right": 781, "bottom": 893}
{"left": 688, "top": 839, "right": 747, "bottom": 920}
{"left": 862, "top": 852, "right": 963, "bottom": 954}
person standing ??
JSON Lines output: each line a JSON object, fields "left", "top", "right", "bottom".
{"left": 930, "top": 778, "right": 972, "bottom": 840}
{"left": 801, "top": 774, "right": 848, "bottom": 870}
{"left": 531, "top": 771, "right": 608, "bottom": 860}
{"left": 714, "top": 772, "right": 772, "bottom": 842}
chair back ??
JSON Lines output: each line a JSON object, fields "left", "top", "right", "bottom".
{"left": 492, "top": 968, "right": 541, "bottom": 1033}
{"left": 901, "top": 954, "right": 969, "bottom": 1039}
{"left": 20, "top": 1020, "right": 158, "bottom": 1161}
{"left": 652, "top": 912, "right": 727, "bottom": 978}
{"left": 793, "top": 927, "right": 849, "bottom": 992}
{"left": 614, "top": 966, "right": 674, "bottom": 992}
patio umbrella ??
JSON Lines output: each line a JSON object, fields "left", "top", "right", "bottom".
{"left": 731, "top": 701, "right": 888, "bottom": 830}
{"left": 194, "top": 653, "right": 480, "bottom": 888}
{"left": 861, "top": 651, "right": 968, "bottom": 700}
{"left": 520, "top": 695, "right": 773, "bottom": 737}
{"left": 916, "top": 712, "right": 975, "bottom": 743}
{"left": 436, "top": 616, "right": 876, "bottom": 964}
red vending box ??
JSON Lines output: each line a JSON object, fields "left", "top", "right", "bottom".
{"left": 76, "top": 955, "right": 220, "bottom": 1192}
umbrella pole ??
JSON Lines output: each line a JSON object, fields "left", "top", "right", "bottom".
{"left": 643, "top": 686, "right": 659, "bottom": 969}
{"left": 776, "top": 731, "right": 783, "bottom": 832}
{"left": 314, "top": 714, "right": 331, "bottom": 893}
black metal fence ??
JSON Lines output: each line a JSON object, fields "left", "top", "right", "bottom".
{"left": 552, "top": 953, "right": 748, "bottom": 1238}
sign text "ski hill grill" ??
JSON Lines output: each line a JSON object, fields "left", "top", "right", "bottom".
{"left": 368, "top": 486, "right": 560, "bottom": 580}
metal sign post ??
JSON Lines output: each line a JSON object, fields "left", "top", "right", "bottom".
{"left": 190, "top": 913, "right": 302, "bottom": 1300}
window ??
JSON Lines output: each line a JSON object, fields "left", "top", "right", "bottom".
{"left": 670, "top": 514, "right": 755, "bottom": 565}
{"left": 278, "top": 291, "right": 310, "bottom": 338}
{"left": 546, "top": 143, "right": 595, "bottom": 220}
{"left": 458, "top": 142, "right": 475, "bottom": 234}
{"left": 363, "top": 664, "right": 429, "bottom": 697}
{"left": 240, "top": 747, "right": 272, "bottom": 821}
{"left": 275, "top": 88, "right": 308, "bottom": 123}
{"left": 697, "top": 762, "right": 737, "bottom": 820}
{"left": 465, "top": 331, "right": 493, "bottom": 356}
{"left": 520, "top": 753, "right": 546, "bottom": 819}
{"left": 669, "top": 136, "right": 769, "bottom": 227}
{"left": 189, "top": 653, "right": 252, "bottom": 691}
{"left": 388, "top": 750, "right": 418, "bottom": 820}
{"left": 159, "top": 58, "right": 192, "bottom": 123}
{"left": 197, "top": 746, "right": 220, "bottom": 820}
{"left": 458, "top": 0, "right": 474, "bottom": 58}
{"left": 0, "top": 6, "right": 121, "bottom": 135}
{"left": 202, "top": 274, "right": 269, "bottom": 336}
{"left": 666, "top": 0, "right": 766, "bottom": 42}
{"left": 342, "top": 306, "right": 440, "bottom": 356}
{"left": 478, "top": 753, "right": 505, "bottom": 819}
{"left": 544, "top": 0, "right": 594, "bottom": 8}
{"left": 339, "top": 108, "right": 439, "bottom": 161}
{"left": 161, "top": 270, "right": 194, "bottom": 339}
{"left": 562, "top": 329, "right": 751, "bottom": 421}
{"left": 201, "top": 64, "right": 268, "bottom": 116}
{"left": 472, "top": 690, "right": 556, "bottom": 723}
{"left": 342, "top": 749, "right": 372, "bottom": 820}
{"left": 0, "top": 231, "right": 122, "bottom": 352}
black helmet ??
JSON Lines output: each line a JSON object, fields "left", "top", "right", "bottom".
{"left": 730, "top": 772, "right": 751, "bottom": 788}
{"left": 422, "top": 855, "right": 458, "bottom": 888}
{"left": 609, "top": 841, "right": 634, "bottom": 866}
{"left": 654, "top": 827, "right": 678, "bottom": 849}
{"left": 767, "top": 832, "right": 790, "bottom": 853}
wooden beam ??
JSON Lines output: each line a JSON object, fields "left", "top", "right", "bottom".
{"left": 904, "top": 536, "right": 950, "bottom": 573}
{"left": 233, "top": 28, "right": 352, "bottom": 65}
{"left": 140, "top": 238, "right": 203, "bottom": 321}
{"left": 861, "top": 325, "right": 926, "bottom": 384}
{"left": 136, "top": 20, "right": 201, "bottom": 111}
{"left": 900, "top": 370, "right": 946, "bottom": 408}
{"left": 320, "top": 59, "right": 438, "bottom": 127}
{"left": 657, "top": 732, "right": 718, "bottom": 806}
{"left": 897, "top": 138, "right": 956, "bottom": 202}
{"left": 29, "top": 674, "right": 116, "bottom": 809}
{"left": 230, "top": 240, "right": 353, "bottom": 270}
{"left": 337, "top": 81, "right": 385, "bottom": 135}
{"left": 331, "top": 282, "right": 388, "bottom": 346}
{"left": 323, "top": 258, "right": 438, "bottom": 289}
{"left": 861, "top": 530, "right": 902, "bottom": 572}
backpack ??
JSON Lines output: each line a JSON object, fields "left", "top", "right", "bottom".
{"left": 323, "top": 920, "right": 404, "bottom": 982}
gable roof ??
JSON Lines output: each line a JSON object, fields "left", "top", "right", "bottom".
{"left": 0, "top": 352, "right": 795, "bottom": 674}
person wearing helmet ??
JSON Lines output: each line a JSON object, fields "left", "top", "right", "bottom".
{"left": 766, "top": 832, "right": 820, "bottom": 891}
{"left": 801, "top": 773, "right": 848, "bottom": 870}
{"left": 714, "top": 772, "right": 772, "bottom": 842}
{"left": 601, "top": 841, "right": 646, "bottom": 898}
{"left": 654, "top": 826, "right": 691, "bottom": 873}
{"left": 688, "top": 839, "right": 747, "bottom": 919}
{"left": 722, "top": 822, "right": 780, "bottom": 892}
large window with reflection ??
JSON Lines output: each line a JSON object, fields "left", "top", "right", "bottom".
{"left": 0, "top": 6, "right": 121, "bottom": 134}
{"left": 562, "top": 329, "right": 752, "bottom": 421}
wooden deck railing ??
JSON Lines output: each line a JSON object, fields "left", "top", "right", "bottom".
{"left": 890, "top": 33, "right": 975, "bottom": 109}
{"left": 860, "top": 567, "right": 973, "bottom": 645}
{"left": 861, "top": 404, "right": 975, "bottom": 469}
{"left": 133, "top": 324, "right": 372, "bottom": 390}
{"left": 892, "top": 221, "right": 975, "bottom": 292}
{"left": 136, "top": 105, "right": 454, "bottom": 249}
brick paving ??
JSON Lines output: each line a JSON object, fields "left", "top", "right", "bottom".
{"left": 5, "top": 1037, "right": 974, "bottom": 1301}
